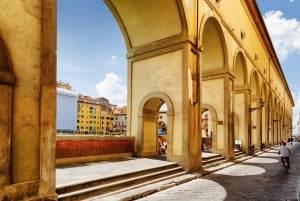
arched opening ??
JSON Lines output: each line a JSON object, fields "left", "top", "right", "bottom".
{"left": 201, "top": 16, "right": 227, "bottom": 156}
{"left": 268, "top": 93, "right": 274, "bottom": 145}
{"left": 273, "top": 99, "right": 281, "bottom": 145}
{"left": 201, "top": 104, "right": 218, "bottom": 153}
{"left": 137, "top": 92, "right": 173, "bottom": 160}
{"left": 249, "top": 71, "right": 261, "bottom": 146}
{"left": 233, "top": 52, "right": 247, "bottom": 151}
{"left": 57, "top": 0, "right": 127, "bottom": 136}
{"left": 234, "top": 53, "right": 246, "bottom": 85}
{"left": 201, "top": 109, "right": 212, "bottom": 151}
{"left": 202, "top": 17, "right": 225, "bottom": 70}
{"left": 261, "top": 83, "right": 268, "bottom": 146}
{"left": 56, "top": 1, "right": 130, "bottom": 187}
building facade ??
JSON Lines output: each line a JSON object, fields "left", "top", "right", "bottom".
{"left": 114, "top": 114, "right": 127, "bottom": 133}
{"left": 113, "top": 106, "right": 127, "bottom": 134}
{"left": 77, "top": 95, "right": 102, "bottom": 134}
{"left": 100, "top": 109, "right": 114, "bottom": 135}
{"left": 56, "top": 81, "right": 78, "bottom": 134}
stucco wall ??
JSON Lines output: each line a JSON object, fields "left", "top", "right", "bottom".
{"left": 0, "top": 0, "right": 57, "bottom": 200}
{"left": 131, "top": 50, "right": 184, "bottom": 155}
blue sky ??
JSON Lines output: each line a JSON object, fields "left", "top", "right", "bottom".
{"left": 57, "top": 0, "right": 300, "bottom": 131}
{"left": 257, "top": 0, "right": 300, "bottom": 131}
{"left": 57, "top": 0, "right": 127, "bottom": 106}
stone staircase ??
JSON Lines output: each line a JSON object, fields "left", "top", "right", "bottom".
{"left": 202, "top": 153, "right": 226, "bottom": 168}
{"left": 234, "top": 149, "right": 250, "bottom": 159}
{"left": 56, "top": 162, "right": 198, "bottom": 201}
{"left": 201, "top": 150, "right": 251, "bottom": 175}
{"left": 56, "top": 150, "right": 253, "bottom": 201}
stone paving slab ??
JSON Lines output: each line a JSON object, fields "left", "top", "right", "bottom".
{"left": 56, "top": 158, "right": 176, "bottom": 188}
{"left": 84, "top": 174, "right": 198, "bottom": 201}
{"left": 56, "top": 143, "right": 299, "bottom": 201}
{"left": 56, "top": 152, "right": 217, "bottom": 188}
{"left": 137, "top": 143, "right": 300, "bottom": 201}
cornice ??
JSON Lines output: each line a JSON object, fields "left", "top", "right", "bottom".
{"left": 244, "top": 0, "right": 294, "bottom": 106}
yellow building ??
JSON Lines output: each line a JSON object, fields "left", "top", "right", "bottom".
{"left": 77, "top": 95, "right": 102, "bottom": 135}
{"left": 100, "top": 109, "right": 115, "bottom": 135}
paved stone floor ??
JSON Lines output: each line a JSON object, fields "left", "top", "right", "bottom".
{"left": 56, "top": 152, "right": 218, "bottom": 188}
{"left": 137, "top": 142, "right": 300, "bottom": 201}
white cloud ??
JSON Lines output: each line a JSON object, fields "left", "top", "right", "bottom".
{"left": 108, "top": 55, "right": 119, "bottom": 67}
{"left": 263, "top": 11, "right": 300, "bottom": 133}
{"left": 95, "top": 73, "right": 127, "bottom": 106}
{"left": 263, "top": 10, "right": 300, "bottom": 62}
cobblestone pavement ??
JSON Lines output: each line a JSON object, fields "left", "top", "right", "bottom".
{"left": 137, "top": 142, "right": 300, "bottom": 201}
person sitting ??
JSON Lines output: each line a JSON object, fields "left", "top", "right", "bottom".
{"left": 158, "top": 136, "right": 166, "bottom": 155}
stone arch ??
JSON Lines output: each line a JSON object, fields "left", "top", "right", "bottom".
{"left": 250, "top": 70, "right": 260, "bottom": 96}
{"left": 0, "top": 35, "right": 14, "bottom": 188}
{"left": 268, "top": 92, "right": 274, "bottom": 145}
{"left": 233, "top": 51, "right": 248, "bottom": 86}
{"left": 105, "top": 0, "right": 187, "bottom": 50}
{"left": 200, "top": 13, "right": 232, "bottom": 158}
{"left": 137, "top": 92, "right": 174, "bottom": 158}
{"left": 233, "top": 51, "right": 248, "bottom": 151}
{"left": 273, "top": 99, "right": 282, "bottom": 144}
{"left": 278, "top": 104, "right": 284, "bottom": 141}
{"left": 249, "top": 70, "right": 262, "bottom": 146}
{"left": 201, "top": 16, "right": 226, "bottom": 70}
{"left": 202, "top": 104, "right": 218, "bottom": 153}
{"left": 261, "top": 82, "right": 268, "bottom": 145}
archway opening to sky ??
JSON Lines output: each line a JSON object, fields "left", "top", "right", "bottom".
{"left": 57, "top": 0, "right": 127, "bottom": 106}
{"left": 55, "top": 0, "right": 131, "bottom": 189}
{"left": 57, "top": 0, "right": 128, "bottom": 136}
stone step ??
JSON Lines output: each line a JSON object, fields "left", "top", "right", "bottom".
{"left": 234, "top": 150, "right": 248, "bottom": 159}
{"left": 57, "top": 163, "right": 186, "bottom": 201}
{"left": 202, "top": 154, "right": 226, "bottom": 165}
{"left": 202, "top": 153, "right": 227, "bottom": 169}
{"left": 83, "top": 173, "right": 198, "bottom": 201}
{"left": 202, "top": 150, "right": 251, "bottom": 175}
{"left": 57, "top": 150, "right": 254, "bottom": 200}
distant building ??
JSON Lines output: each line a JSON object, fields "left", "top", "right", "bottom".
{"left": 77, "top": 95, "right": 102, "bottom": 134}
{"left": 56, "top": 81, "right": 120, "bottom": 135}
{"left": 100, "top": 109, "right": 114, "bottom": 135}
{"left": 56, "top": 81, "right": 78, "bottom": 133}
{"left": 97, "top": 97, "right": 110, "bottom": 110}
{"left": 114, "top": 106, "right": 127, "bottom": 133}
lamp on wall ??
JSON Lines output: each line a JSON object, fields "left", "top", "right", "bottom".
{"left": 249, "top": 99, "right": 264, "bottom": 112}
